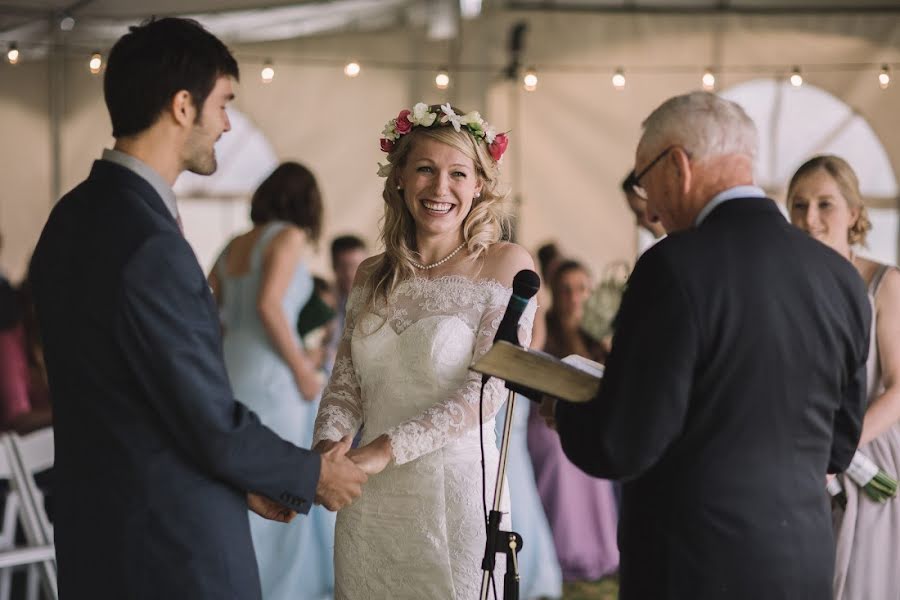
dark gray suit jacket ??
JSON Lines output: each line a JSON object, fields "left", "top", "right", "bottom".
{"left": 31, "top": 160, "right": 320, "bottom": 599}
{"left": 557, "top": 197, "right": 870, "bottom": 600}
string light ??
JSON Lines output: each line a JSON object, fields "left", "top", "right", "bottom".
{"left": 702, "top": 67, "right": 716, "bottom": 92}
{"left": 612, "top": 67, "right": 626, "bottom": 91}
{"left": 790, "top": 66, "right": 803, "bottom": 87}
{"left": 59, "top": 15, "right": 75, "bottom": 32}
{"left": 878, "top": 64, "right": 891, "bottom": 90}
{"left": 343, "top": 61, "right": 361, "bottom": 78}
{"left": 261, "top": 60, "right": 275, "bottom": 83}
{"left": 6, "top": 43, "right": 19, "bottom": 65}
{"left": 89, "top": 51, "right": 102, "bottom": 75}
{"left": 523, "top": 67, "right": 538, "bottom": 92}
{"left": 435, "top": 68, "right": 450, "bottom": 90}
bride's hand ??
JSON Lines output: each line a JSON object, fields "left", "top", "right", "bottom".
{"left": 346, "top": 435, "right": 392, "bottom": 476}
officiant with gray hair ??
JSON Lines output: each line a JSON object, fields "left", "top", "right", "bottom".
{"left": 547, "top": 91, "right": 871, "bottom": 599}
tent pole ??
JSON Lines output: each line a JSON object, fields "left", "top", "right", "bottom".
{"left": 48, "top": 19, "right": 64, "bottom": 206}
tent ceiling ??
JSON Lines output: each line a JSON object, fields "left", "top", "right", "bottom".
{"left": 3, "top": 0, "right": 899, "bottom": 40}
{"left": 1, "top": 0, "right": 898, "bottom": 59}
{"left": 508, "top": 0, "right": 900, "bottom": 11}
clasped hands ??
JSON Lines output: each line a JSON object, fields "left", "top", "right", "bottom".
{"left": 311, "top": 433, "right": 392, "bottom": 511}
{"left": 245, "top": 435, "right": 367, "bottom": 523}
{"left": 247, "top": 433, "right": 390, "bottom": 523}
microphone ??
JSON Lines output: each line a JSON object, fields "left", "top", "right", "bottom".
{"left": 493, "top": 269, "right": 541, "bottom": 347}
{"left": 481, "top": 269, "right": 541, "bottom": 387}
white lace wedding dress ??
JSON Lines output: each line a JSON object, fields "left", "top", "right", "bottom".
{"left": 313, "top": 275, "right": 536, "bottom": 599}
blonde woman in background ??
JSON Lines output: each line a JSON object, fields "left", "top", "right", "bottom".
{"left": 787, "top": 154, "right": 900, "bottom": 600}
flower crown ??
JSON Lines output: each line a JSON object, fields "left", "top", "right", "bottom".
{"left": 378, "top": 103, "right": 509, "bottom": 177}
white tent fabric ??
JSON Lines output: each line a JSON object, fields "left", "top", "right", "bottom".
{"left": 721, "top": 79, "right": 898, "bottom": 200}
{"left": 173, "top": 108, "right": 278, "bottom": 198}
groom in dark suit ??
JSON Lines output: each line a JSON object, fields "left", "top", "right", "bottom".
{"left": 549, "top": 92, "right": 870, "bottom": 599}
{"left": 30, "top": 18, "right": 366, "bottom": 599}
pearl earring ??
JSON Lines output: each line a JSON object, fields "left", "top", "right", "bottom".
{"left": 474, "top": 192, "right": 481, "bottom": 199}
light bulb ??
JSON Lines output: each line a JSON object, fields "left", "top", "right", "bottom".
{"left": 612, "top": 68, "right": 626, "bottom": 91}
{"left": 702, "top": 69, "right": 716, "bottom": 92}
{"left": 261, "top": 61, "right": 275, "bottom": 83}
{"left": 89, "top": 52, "right": 102, "bottom": 75}
{"left": 878, "top": 65, "right": 891, "bottom": 90}
{"left": 435, "top": 69, "right": 450, "bottom": 90}
{"left": 790, "top": 66, "right": 803, "bottom": 87}
{"left": 344, "top": 61, "right": 361, "bottom": 78}
{"left": 523, "top": 68, "right": 538, "bottom": 92}
{"left": 59, "top": 15, "right": 75, "bottom": 31}
{"left": 7, "top": 44, "right": 19, "bottom": 65}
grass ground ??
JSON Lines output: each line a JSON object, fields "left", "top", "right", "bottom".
{"left": 561, "top": 576, "right": 619, "bottom": 600}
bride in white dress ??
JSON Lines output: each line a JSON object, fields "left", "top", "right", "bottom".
{"left": 313, "top": 103, "right": 535, "bottom": 599}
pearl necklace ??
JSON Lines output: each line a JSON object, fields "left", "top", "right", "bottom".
{"left": 412, "top": 242, "right": 466, "bottom": 270}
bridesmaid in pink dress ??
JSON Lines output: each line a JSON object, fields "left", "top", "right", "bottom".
{"left": 527, "top": 259, "right": 619, "bottom": 582}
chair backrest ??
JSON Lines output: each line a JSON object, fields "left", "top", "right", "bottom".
{"left": 13, "top": 429, "right": 54, "bottom": 475}
{"left": 1, "top": 431, "right": 58, "bottom": 599}
{"left": 7, "top": 430, "right": 53, "bottom": 544}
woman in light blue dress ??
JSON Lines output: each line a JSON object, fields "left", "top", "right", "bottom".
{"left": 496, "top": 396, "right": 563, "bottom": 599}
{"left": 209, "top": 162, "right": 334, "bottom": 600}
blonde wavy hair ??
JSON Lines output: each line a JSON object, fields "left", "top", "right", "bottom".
{"left": 363, "top": 106, "right": 510, "bottom": 312}
{"left": 786, "top": 155, "right": 872, "bottom": 246}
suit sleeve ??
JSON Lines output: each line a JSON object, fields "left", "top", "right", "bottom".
{"left": 828, "top": 284, "right": 871, "bottom": 473}
{"left": 115, "top": 233, "right": 320, "bottom": 514}
{"left": 556, "top": 245, "right": 698, "bottom": 480}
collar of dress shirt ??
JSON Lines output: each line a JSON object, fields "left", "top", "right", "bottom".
{"left": 694, "top": 185, "right": 766, "bottom": 226}
{"left": 101, "top": 148, "right": 179, "bottom": 221}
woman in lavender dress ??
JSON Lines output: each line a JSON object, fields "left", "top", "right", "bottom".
{"left": 527, "top": 259, "right": 619, "bottom": 582}
{"left": 787, "top": 155, "right": 900, "bottom": 600}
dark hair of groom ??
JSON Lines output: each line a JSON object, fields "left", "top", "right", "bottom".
{"left": 104, "top": 17, "right": 239, "bottom": 138}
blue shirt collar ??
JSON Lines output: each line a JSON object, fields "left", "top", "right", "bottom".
{"left": 694, "top": 185, "right": 766, "bottom": 226}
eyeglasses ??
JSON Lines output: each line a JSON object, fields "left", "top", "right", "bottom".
{"left": 628, "top": 145, "right": 682, "bottom": 200}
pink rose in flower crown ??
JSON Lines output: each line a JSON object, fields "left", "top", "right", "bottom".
{"left": 380, "top": 138, "right": 395, "bottom": 153}
{"left": 395, "top": 110, "right": 413, "bottom": 135}
{"left": 488, "top": 133, "right": 509, "bottom": 162}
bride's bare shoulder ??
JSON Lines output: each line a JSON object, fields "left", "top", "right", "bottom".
{"left": 480, "top": 242, "right": 535, "bottom": 288}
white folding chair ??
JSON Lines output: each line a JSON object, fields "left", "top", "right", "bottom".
{"left": 1, "top": 430, "right": 58, "bottom": 600}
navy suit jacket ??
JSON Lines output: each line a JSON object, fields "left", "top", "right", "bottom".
{"left": 557, "top": 198, "right": 870, "bottom": 600}
{"left": 31, "top": 160, "right": 321, "bottom": 599}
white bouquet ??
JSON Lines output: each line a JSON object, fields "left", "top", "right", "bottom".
{"left": 845, "top": 450, "right": 898, "bottom": 502}
{"left": 828, "top": 451, "right": 898, "bottom": 509}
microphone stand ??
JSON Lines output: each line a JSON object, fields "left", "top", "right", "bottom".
{"left": 479, "top": 385, "right": 526, "bottom": 600}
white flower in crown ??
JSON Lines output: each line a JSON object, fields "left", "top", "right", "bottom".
{"left": 483, "top": 124, "right": 497, "bottom": 144}
{"left": 460, "top": 111, "right": 482, "bottom": 126}
{"left": 409, "top": 102, "right": 437, "bottom": 127}
{"left": 381, "top": 121, "right": 399, "bottom": 141}
{"left": 440, "top": 103, "right": 463, "bottom": 132}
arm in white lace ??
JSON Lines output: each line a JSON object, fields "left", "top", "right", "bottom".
{"left": 312, "top": 287, "right": 364, "bottom": 447}
{"left": 386, "top": 296, "right": 538, "bottom": 464}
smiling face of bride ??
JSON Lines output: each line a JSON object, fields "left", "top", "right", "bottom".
{"left": 397, "top": 136, "right": 484, "bottom": 245}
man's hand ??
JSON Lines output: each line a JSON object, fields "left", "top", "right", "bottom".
{"left": 539, "top": 396, "right": 558, "bottom": 430}
{"left": 247, "top": 492, "right": 297, "bottom": 523}
{"left": 314, "top": 438, "right": 340, "bottom": 454}
{"left": 315, "top": 435, "right": 368, "bottom": 511}
{"left": 346, "top": 434, "right": 392, "bottom": 476}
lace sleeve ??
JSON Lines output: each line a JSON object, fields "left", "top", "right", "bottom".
{"left": 312, "top": 287, "right": 364, "bottom": 446}
{"left": 387, "top": 294, "right": 538, "bottom": 464}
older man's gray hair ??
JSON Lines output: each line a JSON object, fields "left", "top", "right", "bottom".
{"left": 639, "top": 91, "right": 759, "bottom": 163}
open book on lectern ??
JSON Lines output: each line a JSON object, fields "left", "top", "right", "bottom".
{"left": 472, "top": 340, "right": 603, "bottom": 404}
